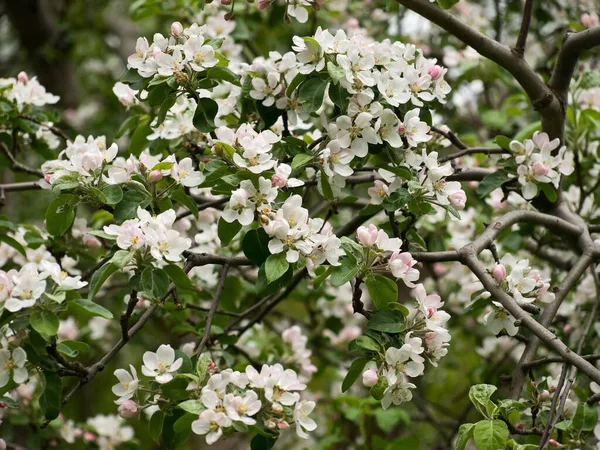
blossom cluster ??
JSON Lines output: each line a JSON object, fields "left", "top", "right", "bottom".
{"left": 104, "top": 207, "right": 192, "bottom": 263}
{"left": 41, "top": 136, "right": 205, "bottom": 189}
{"left": 362, "top": 283, "right": 451, "bottom": 409}
{"left": 0, "top": 71, "right": 59, "bottom": 110}
{"left": 356, "top": 223, "right": 420, "bottom": 287}
{"left": 0, "top": 260, "right": 87, "bottom": 313}
{"left": 111, "top": 344, "right": 317, "bottom": 445}
{"left": 483, "top": 254, "right": 554, "bottom": 336}
{"left": 509, "top": 131, "right": 574, "bottom": 200}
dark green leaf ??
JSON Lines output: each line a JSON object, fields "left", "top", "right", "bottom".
{"left": 365, "top": 275, "right": 398, "bottom": 310}
{"left": 367, "top": 310, "right": 405, "bottom": 333}
{"left": 243, "top": 229, "right": 271, "bottom": 266}
{"left": 298, "top": 77, "right": 328, "bottom": 113}
{"left": 193, "top": 98, "right": 219, "bottom": 133}
{"left": 45, "top": 194, "right": 79, "bottom": 237}
{"left": 264, "top": 253, "right": 289, "bottom": 283}
{"left": 342, "top": 358, "right": 368, "bottom": 392}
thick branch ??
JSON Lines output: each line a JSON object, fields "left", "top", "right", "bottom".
{"left": 0, "top": 142, "right": 43, "bottom": 177}
{"left": 549, "top": 27, "right": 600, "bottom": 104}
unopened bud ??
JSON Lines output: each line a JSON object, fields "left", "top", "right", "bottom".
{"left": 83, "top": 431, "right": 96, "bottom": 442}
{"left": 256, "top": 0, "right": 271, "bottom": 9}
{"left": 271, "top": 174, "right": 285, "bottom": 188}
{"left": 532, "top": 161, "right": 550, "bottom": 177}
{"left": 398, "top": 123, "right": 405, "bottom": 134}
{"left": 0, "top": 402, "right": 5, "bottom": 408}
{"left": 538, "top": 390, "right": 550, "bottom": 401}
{"left": 149, "top": 170, "right": 163, "bottom": 182}
{"left": 118, "top": 400, "right": 138, "bottom": 418}
{"left": 428, "top": 65, "right": 442, "bottom": 80}
{"left": 171, "top": 21, "right": 183, "bottom": 37}
{"left": 221, "top": 0, "right": 231, "bottom": 4}
{"left": 449, "top": 190, "right": 467, "bottom": 211}
{"left": 0, "top": 439, "right": 7, "bottom": 450}
{"left": 347, "top": 18, "right": 359, "bottom": 28}
{"left": 265, "top": 419, "right": 277, "bottom": 429}
{"left": 208, "top": 361, "right": 216, "bottom": 372}
{"left": 17, "top": 71, "right": 29, "bottom": 84}
{"left": 492, "top": 263, "right": 507, "bottom": 282}
{"left": 362, "top": 369, "right": 378, "bottom": 387}
{"left": 277, "top": 420, "right": 290, "bottom": 429}
{"left": 83, "top": 235, "right": 102, "bottom": 249}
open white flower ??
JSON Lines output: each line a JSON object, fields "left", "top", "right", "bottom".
{"left": 142, "top": 344, "right": 183, "bottom": 384}
{"left": 191, "top": 410, "right": 232, "bottom": 445}
{"left": 223, "top": 391, "right": 261, "bottom": 425}
{"left": 170, "top": 157, "right": 205, "bottom": 187}
{"left": 294, "top": 400, "right": 317, "bottom": 439}
{"left": 112, "top": 365, "right": 139, "bottom": 404}
{"left": 0, "top": 347, "right": 28, "bottom": 387}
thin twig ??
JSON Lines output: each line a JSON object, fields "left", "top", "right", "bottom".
{"left": 194, "top": 263, "right": 230, "bottom": 355}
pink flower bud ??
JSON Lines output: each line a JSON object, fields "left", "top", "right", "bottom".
{"left": 221, "top": 0, "right": 231, "bottom": 4}
{"left": 362, "top": 369, "right": 379, "bottom": 387}
{"left": 433, "top": 263, "right": 446, "bottom": 276}
{"left": 532, "top": 161, "right": 550, "bottom": 177}
{"left": 256, "top": 0, "right": 271, "bottom": 10}
{"left": 83, "top": 431, "right": 96, "bottom": 442}
{"left": 356, "top": 224, "right": 378, "bottom": 247}
{"left": 171, "top": 21, "right": 183, "bottom": 36}
{"left": 548, "top": 440, "right": 562, "bottom": 448}
{"left": 398, "top": 123, "right": 405, "bottom": 134}
{"left": 0, "top": 439, "right": 6, "bottom": 450}
{"left": 428, "top": 65, "right": 442, "bottom": 80}
{"left": 17, "top": 71, "right": 29, "bottom": 83}
{"left": 538, "top": 390, "right": 550, "bottom": 401}
{"left": 449, "top": 190, "right": 467, "bottom": 211}
{"left": 83, "top": 234, "right": 102, "bottom": 249}
{"left": 149, "top": 170, "right": 163, "bottom": 182}
{"left": 208, "top": 361, "right": 216, "bottom": 372}
{"left": 271, "top": 174, "right": 285, "bottom": 188}
{"left": 563, "top": 324, "right": 573, "bottom": 334}
{"left": 44, "top": 173, "right": 53, "bottom": 184}
{"left": 118, "top": 400, "right": 138, "bottom": 418}
{"left": 581, "top": 12, "right": 599, "bottom": 28}
{"left": 492, "top": 263, "right": 506, "bottom": 282}
{"left": 347, "top": 18, "right": 359, "bottom": 28}
{"left": 277, "top": 420, "right": 290, "bottom": 429}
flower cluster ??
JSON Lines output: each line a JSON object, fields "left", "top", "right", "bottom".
{"left": 42, "top": 137, "right": 205, "bottom": 189}
{"left": 281, "top": 326, "right": 317, "bottom": 382}
{"left": 192, "top": 363, "right": 316, "bottom": 444}
{"left": 356, "top": 224, "right": 420, "bottom": 287}
{"left": 509, "top": 131, "right": 574, "bottom": 200}
{"left": 0, "top": 71, "right": 59, "bottom": 110}
{"left": 483, "top": 254, "right": 554, "bottom": 336}
{"left": 361, "top": 283, "right": 451, "bottom": 409}
{"left": 0, "top": 260, "right": 86, "bottom": 313}
{"left": 104, "top": 207, "right": 191, "bottom": 263}
{"left": 111, "top": 344, "right": 317, "bottom": 445}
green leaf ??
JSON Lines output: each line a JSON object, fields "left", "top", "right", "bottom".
{"left": 193, "top": 97, "right": 219, "bottom": 132}
{"left": 156, "top": 94, "right": 177, "bottom": 127}
{"left": 367, "top": 310, "right": 405, "bottom": 333}
{"left": 207, "top": 67, "right": 241, "bottom": 86}
{"left": 110, "top": 249, "right": 135, "bottom": 269}
{"left": 330, "top": 258, "right": 359, "bottom": 287}
{"left": 250, "top": 434, "right": 277, "bottom": 450}
{"left": 40, "top": 370, "right": 62, "bottom": 421}
{"left": 265, "top": 253, "right": 289, "bottom": 284}
{"left": 437, "top": 0, "right": 459, "bottom": 10}
{"left": 243, "top": 229, "right": 271, "bottom": 266}
{"left": 114, "top": 190, "right": 149, "bottom": 223}
{"left": 329, "top": 82, "right": 348, "bottom": 110}
{"left": 382, "top": 165, "right": 413, "bottom": 180}
{"left": 365, "top": 275, "right": 398, "bottom": 310}
{"left": 286, "top": 73, "right": 307, "bottom": 97}
{"left": 56, "top": 340, "right": 89, "bottom": 359}
{"left": 351, "top": 335, "right": 381, "bottom": 352}
{"left": 0, "top": 234, "right": 26, "bottom": 257}
{"left": 494, "top": 135, "right": 511, "bottom": 151}
{"left": 320, "top": 170, "right": 335, "bottom": 200}
{"left": 455, "top": 423, "right": 475, "bottom": 450}
{"left": 218, "top": 217, "right": 242, "bottom": 246}
{"left": 161, "top": 376, "right": 190, "bottom": 401}
{"left": 476, "top": 171, "right": 512, "bottom": 198}
{"left": 101, "top": 184, "right": 124, "bottom": 205}
{"left": 370, "top": 376, "right": 389, "bottom": 400}
{"left": 298, "top": 77, "right": 328, "bottom": 113}
{"left": 342, "top": 358, "right": 368, "bottom": 393}
{"left": 539, "top": 183, "right": 557, "bottom": 203}
{"left": 150, "top": 411, "right": 165, "bottom": 444}
{"left": 327, "top": 62, "right": 345, "bottom": 84}
{"left": 177, "top": 399, "right": 205, "bottom": 415}
{"left": 142, "top": 267, "right": 170, "bottom": 298}
{"left": 291, "top": 153, "right": 313, "bottom": 172}
{"left": 45, "top": 194, "right": 79, "bottom": 237}
{"left": 469, "top": 384, "right": 497, "bottom": 415}
{"left": 164, "top": 264, "right": 193, "bottom": 290}
{"left": 472, "top": 420, "right": 509, "bottom": 450}
{"left": 30, "top": 310, "right": 59, "bottom": 337}
{"left": 171, "top": 187, "right": 198, "bottom": 219}
{"left": 71, "top": 299, "right": 113, "bottom": 319}
{"left": 572, "top": 401, "right": 598, "bottom": 432}
{"left": 87, "top": 262, "right": 118, "bottom": 301}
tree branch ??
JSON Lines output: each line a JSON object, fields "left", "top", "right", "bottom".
{"left": 0, "top": 142, "right": 43, "bottom": 177}
{"left": 512, "top": 0, "right": 535, "bottom": 57}
{"left": 194, "top": 263, "right": 230, "bottom": 355}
